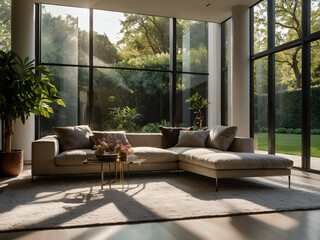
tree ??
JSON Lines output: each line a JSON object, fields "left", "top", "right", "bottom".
{"left": 0, "top": 0, "right": 11, "bottom": 51}
{"left": 275, "top": 0, "right": 302, "bottom": 88}
{"left": 255, "top": 0, "right": 320, "bottom": 89}
{"left": 117, "top": 14, "right": 170, "bottom": 59}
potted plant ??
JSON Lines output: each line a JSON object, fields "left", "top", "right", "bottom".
{"left": 185, "top": 92, "right": 210, "bottom": 130}
{"left": 0, "top": 50, "right": 65, "bottom": 176}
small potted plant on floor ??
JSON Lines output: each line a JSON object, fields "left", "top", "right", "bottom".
{"left": 0, "top": 50, "right": 65, "bottom": 176}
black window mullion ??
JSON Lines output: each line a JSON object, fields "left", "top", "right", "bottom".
{"left": 250, "top": 7, "right": 254, "bottom": 138}
{"left": 170, "top": 18, "right": 177, "bottom": 126}
{"left": 89, "top": 9, "right": 94, "bottom": 128}
{"left": 302, "top": 0, "right": 311, "bottom": 170}
{"left": 221, "top": 22, "right": 227, "bottom": 126}
{"left": 268, "top": 0, "right": 275, "bottom": 155}
{"left": 35, "top": 3, "right": 41, "bottom": 140}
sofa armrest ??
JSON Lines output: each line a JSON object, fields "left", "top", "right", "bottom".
{"left": 32, "top": 135, "right": 59, "bottom": 175}
{"left": 228, "top": 137, "right": 254, "bottom": 153}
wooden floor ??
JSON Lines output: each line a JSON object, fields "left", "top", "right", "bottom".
{"left": 1, "top": 169, "right": 320, "bottom": 240}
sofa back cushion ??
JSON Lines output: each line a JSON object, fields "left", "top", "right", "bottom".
{"left": 159, "top": 126, "right": 193, "bottom": 148}
{"left": 125, "top": 133, "right": 163, "bottom": 148}
{"left": 91, "top": 131, "right": 130, "bottom": 146}
{"left": 52, "top": 125, "right": 93, "bottom": 152}
{"left": 206, "top": 125, "right": 238, "bottom": 151}
{"left": 175, "top": 130, "right": 209, "bottom": 147}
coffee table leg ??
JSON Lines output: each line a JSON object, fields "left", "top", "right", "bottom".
{"left": 115, "top": 163, "right": 117, "bottom": 179}
{"left": 127, "top": 164, "right": 130, "bottom": 188}
{"left": 101, "top": 162, "right": 104, "bottom": 190}
{"left": 108, "top": 162, "right": 111, "bottom": 189}
{"left": 120, "top": 162, "right": 124, "bottom": 190}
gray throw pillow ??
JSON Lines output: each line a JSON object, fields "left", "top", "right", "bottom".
{"left": 91, "top": 131, "right": 130, "bottom": 147}
{"left": 52, "top": 125, "right": 93, "bottom": 152}
{"left": 206, "top": 125, "right": 238, "bottom": 151}
{"left": 175, "top": 130, "right": 209, "bottom": 147}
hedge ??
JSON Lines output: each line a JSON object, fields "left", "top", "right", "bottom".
{"left": 255, "top": 85, "right": 320, "bottom": 130}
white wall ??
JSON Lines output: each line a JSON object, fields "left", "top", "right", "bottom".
{"left": 11, "top": 0, "right": 35, "bottom": 161}
{"left": 208, "top": 23, "right": 221, "bottom": 128}
{"left": 230, "top": 5, "right": 250, "bottom": 137}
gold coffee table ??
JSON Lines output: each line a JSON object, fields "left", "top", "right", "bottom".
{"left": 83, "top": 155, "right": 144, "bottom": 190}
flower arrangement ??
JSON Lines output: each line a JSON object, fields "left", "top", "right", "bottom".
{"left": 114, "top": 141, "right": 134, "bottom": 155}
{"left": 93, "top": 134, "right": 134, "bottom": 161}
{"left": 93, "top": 138, "right": 114, "bottom": 156}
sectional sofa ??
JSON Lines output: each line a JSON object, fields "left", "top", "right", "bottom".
{"left": 32, "top": 126, "right": 293, "bottom": 191}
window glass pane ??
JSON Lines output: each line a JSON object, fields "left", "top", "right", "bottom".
{"left": 310, "top": 40, "right": 320, "bottom": 171}
{"left": 275, "top": 0, "right": 301, "bottom": 46}
{"left": 0, "top": 0, "right": 11, "bottom": 51}
{"left": 176, "top": 74, "right": 208, "bottom": 128}
{"left": 311, "top": 0, "right": 320, "bottom": 34}
{"left": 93, "top": 69, "right": 170, "bottom": 132}
{"left": 275, "top": 46, "right": 302, "bottom": 167}
{"left": 254, "top": 57, "right": 268, "bottom": 152}
{"left": 222, "top": 71, "right": 228, "bottom": 125}
{"left": 41, "top": 4, "right": 89, "bottom": 65}
{"left": 223, "top": 21, "right": 229, "bottom": 67}
{"left": 93, "top": 10, "right": 170, "bottom": 70}
{"left": 40, "top": 66, "right": 89, "bottom": 137}
{"left": 253, "top": 0, "right": 268, "bottom": 54}
{"left": 177, "top": 20, "right": 208, "bottom": 73}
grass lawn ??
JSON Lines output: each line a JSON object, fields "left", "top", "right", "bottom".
{"left": 255, "top": 132, "right": 320, "bottom": 157}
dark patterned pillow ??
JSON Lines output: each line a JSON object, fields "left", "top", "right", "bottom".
{"left": 159, "top": 126, "right": 193, "bottom": 149}
{"left": 52, "top": 125, "right": 93, "bottom": 152}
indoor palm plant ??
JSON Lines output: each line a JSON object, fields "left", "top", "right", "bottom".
{"left": 0, "top": 50, "right": 65, "bottom": 176}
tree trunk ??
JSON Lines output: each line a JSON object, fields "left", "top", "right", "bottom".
{"left": 4, "top": 120, "right": 13, "bottom": 153}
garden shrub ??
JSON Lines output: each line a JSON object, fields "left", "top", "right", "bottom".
{"left": 256, "top": 85, "right": 320, "bottom": 129}
{"left": 294, "top": 128, "right": 302, "bottom": 134}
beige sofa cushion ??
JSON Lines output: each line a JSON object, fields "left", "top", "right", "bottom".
{"left": 178, "top": 151, "right": 293, "bottom": 170}
{"left": 126, "top": 133, "right": 163, "bottom": 148}
{"left": 206, "top": 125, "right": 238, "bottom": 151}
{"left": 133, "top": 147, "right": 178, "bottom": 163}
{"left": 55, "top": 149, "right": 95, "bottom": 166}
{"left": 169, "top": 147, "right": 223, "bottom": 156}
{"left": 175, "top": 131, "right": 209, "bottom": 147}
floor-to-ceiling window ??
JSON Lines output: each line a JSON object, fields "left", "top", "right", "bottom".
{"left": 221, "top": 19, "right": 230, "bottom": 126}
{"left": 251, "top": 0, "right": 320, "bottom": 171}
{"left": 37, "top": 4, "right": 209, "bottom": 137}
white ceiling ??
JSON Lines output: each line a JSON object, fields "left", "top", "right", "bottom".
{"left": 40, "top": 0, "right": 260, "bottom": 23}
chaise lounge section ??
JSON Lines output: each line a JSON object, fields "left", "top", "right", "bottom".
{"left": 32, "top": 127, "right": 293, "bottom": 191}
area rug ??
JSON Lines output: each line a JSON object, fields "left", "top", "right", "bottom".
{"left": 1, "top": 167, "right": 320, "bottom": 232}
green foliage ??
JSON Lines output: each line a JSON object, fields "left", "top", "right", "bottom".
{"left": 257, "top": 85, "right": 320, "bottom": 130}
{"left": 109, "top": 106, "right": 142, "bottom": 132}
{"left": 140, "top": 120, "right": 171, "bottom": 133}
{"left": 0, "top": 0, "right": 11, "bottom": 51}
{"left": 185, "top": 92, "right": 210, "bottom": 130}
{"left": 0, "top": 50, "right": 65, "bottom": 151}
{"left": 0, "top": 50, "right": 66, "bottom": 123}
{"left": 118, "top": 14, "right": 170, "bottom": 59}
{"left": 311, "top": 129, "right": 320, "bottom": 135}
{"left": 93, "top": 32, "right": 120, "bottom": 65}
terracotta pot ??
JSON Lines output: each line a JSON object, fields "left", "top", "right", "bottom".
{"left": 0, "top": 150, "right": 23, "bottom": 176}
